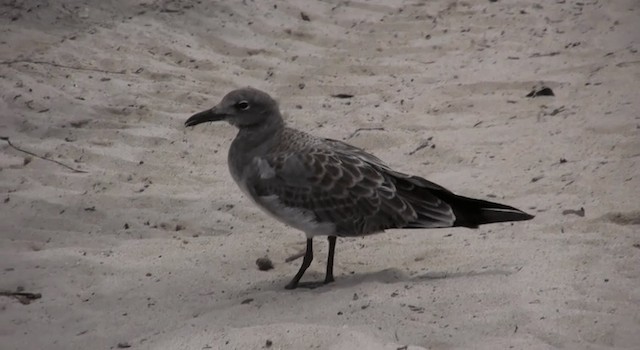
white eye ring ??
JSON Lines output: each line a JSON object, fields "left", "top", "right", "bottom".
{"left": 236, "top": 100, "right": 250, "bottom": 110}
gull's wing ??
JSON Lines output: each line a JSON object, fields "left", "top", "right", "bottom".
{"left": 322, "top": 138, "right": 452, "bottom": 193}
{"left": 244, "top": 144, "right": 456, "bottom": 236}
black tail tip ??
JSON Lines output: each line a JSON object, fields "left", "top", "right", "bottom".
{"left": 484, "top": 208, "right": 535, "bottom": 224}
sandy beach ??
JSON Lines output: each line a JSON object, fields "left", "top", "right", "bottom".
{"left": 1, "top": 0, "right": 639, "bottom": 349}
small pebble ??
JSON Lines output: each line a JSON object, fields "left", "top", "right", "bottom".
{"left": 256, "top": 257, "right": 274, "bottom": 271}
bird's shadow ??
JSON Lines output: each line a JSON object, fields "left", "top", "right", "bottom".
{"left": 253, "top": 267, "right": 516, "bottom": 293}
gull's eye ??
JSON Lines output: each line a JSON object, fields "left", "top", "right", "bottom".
{"left": 235, "top": 100, "right": 250, "bottom": 110}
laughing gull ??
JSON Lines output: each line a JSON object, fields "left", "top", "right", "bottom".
{"left": 185, "top": 87, "right": 534, "bottom": 289}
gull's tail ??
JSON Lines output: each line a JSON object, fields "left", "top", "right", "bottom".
{"left": 447, "top": 194, "right": 534, "bottom": 228}
{"left": 390, "top": 172, "right": 534, "bottom": 230}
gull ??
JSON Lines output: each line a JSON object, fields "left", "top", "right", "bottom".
{"left": 185, "top": 87, "right": 534, "bottom": 289}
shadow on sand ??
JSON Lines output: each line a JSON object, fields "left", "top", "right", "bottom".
{"left": 251, "top": 267, "right": 517, "bottom": 293}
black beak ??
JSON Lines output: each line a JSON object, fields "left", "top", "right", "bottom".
{"left": 184, "top": 107, "right": 226, "bottom": 127}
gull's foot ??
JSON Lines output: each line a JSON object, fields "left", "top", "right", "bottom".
{"left": 284, "top": 280, "right": 333, "bottom": 290}
{"left": 284, "top": 281, "right": 298, "bottom": 290}
{"left": 324, "top": 275, "right": 335, "bottom": 284}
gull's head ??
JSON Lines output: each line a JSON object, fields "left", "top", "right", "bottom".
{"left": 185, "top": 87, "right": 280, "bottom": 128}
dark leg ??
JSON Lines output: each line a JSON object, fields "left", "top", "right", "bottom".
{"left": 285, "top": 238, "right": 313, "bottom": 289}
{"left": 324, "top": 236, "right": 337, "bottom": 284}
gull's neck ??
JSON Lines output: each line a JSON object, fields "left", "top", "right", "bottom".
{"left": 228, "top": 114, "right": 285, "bottom": 176}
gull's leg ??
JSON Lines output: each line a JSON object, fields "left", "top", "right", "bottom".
{"left": 324, "top": 236, "right": 336, "bottom": 284}
{"left": 285, "top": 238, "right": 313, "bottom": 289}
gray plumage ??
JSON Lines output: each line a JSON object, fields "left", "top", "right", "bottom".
{"left": 185, "top": 87, "right": 534, "bottom": 289}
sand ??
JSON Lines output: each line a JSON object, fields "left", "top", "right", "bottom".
{"left": 1, "top": 0, "right": 639, "bottom": 349}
